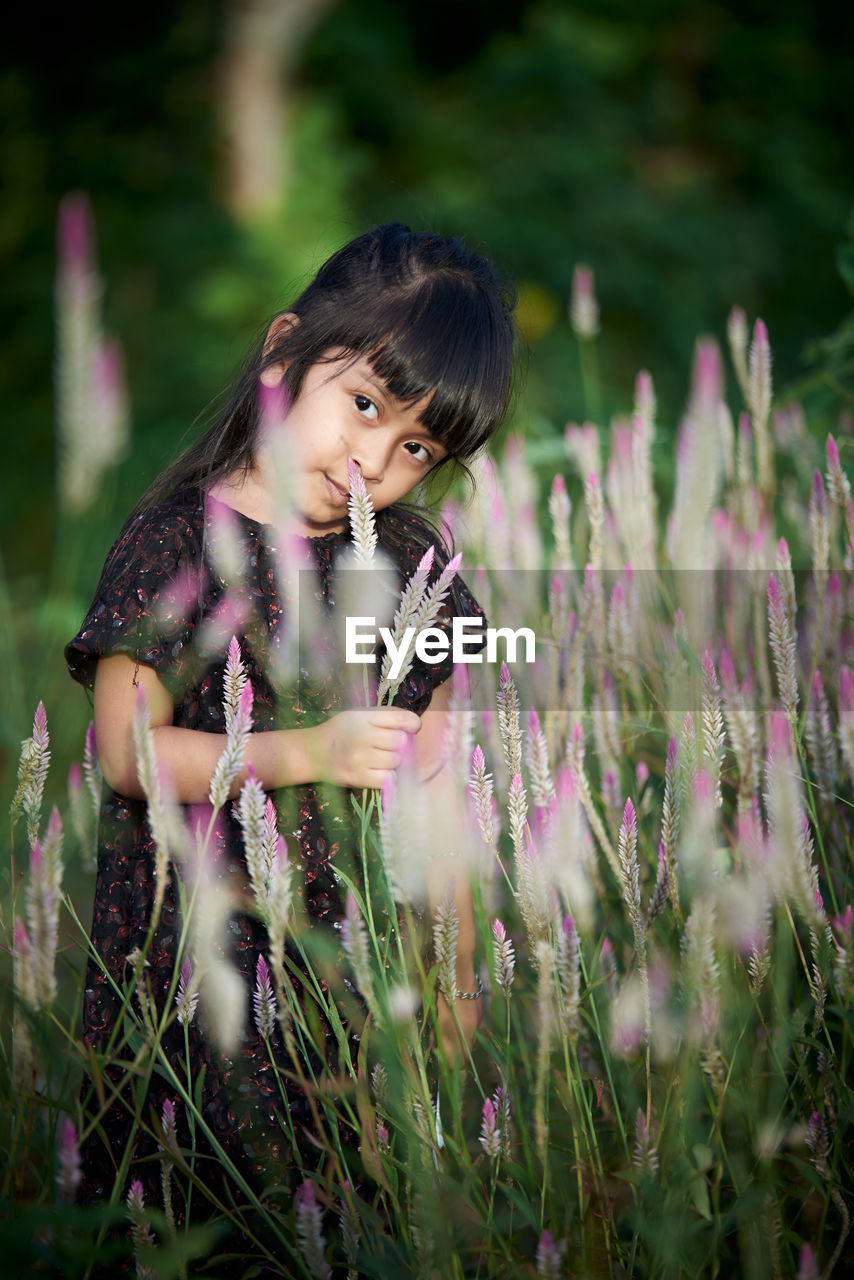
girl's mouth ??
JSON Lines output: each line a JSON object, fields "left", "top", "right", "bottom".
{"left": 324, "top": 474, "right": 349, "bottom": 506}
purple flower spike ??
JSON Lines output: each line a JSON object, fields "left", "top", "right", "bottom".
{"left": 479, "top": 1096, "right": 501, "bottom": 1158}
{"left": 536, "top": 1228, "right": 564, "bottom": 1279}
{"left": 56, "top": 1118, "right": 81, "bottom": 1201}
{"left": 58, "top": 193, "right": 94, "bottom": 274}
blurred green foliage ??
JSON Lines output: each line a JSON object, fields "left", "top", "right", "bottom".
{"left": 1, "top": 0, "right": 852, "bottom": 778}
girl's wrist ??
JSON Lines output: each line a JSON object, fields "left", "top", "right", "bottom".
{"left": 271, "top": 724, "right": 324, "bottom": 788}
{"left": 454, "top": 974, "right": 483, "bottom": 1001}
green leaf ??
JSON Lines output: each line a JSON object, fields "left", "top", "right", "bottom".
{"left": 689, "top": 1174, "right": 712, "bottom": 1221}
{"left": 675, "top": 631, "right": 702, "bottom": 674}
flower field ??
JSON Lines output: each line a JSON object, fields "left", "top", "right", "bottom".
{"left": 2, "top": 205, "right": 853, "bottom": 1278}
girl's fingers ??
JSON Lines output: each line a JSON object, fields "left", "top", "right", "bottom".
{"left": 371, "top": 708, "right": 421, "bottom": 734}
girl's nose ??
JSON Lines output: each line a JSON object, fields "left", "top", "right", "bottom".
{"left": 350, "top": 450, "right": 386, "bottom": 485}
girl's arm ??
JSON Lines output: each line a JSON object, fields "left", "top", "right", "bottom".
{"left": 412, "top": 677, "right": 482, "bottom": 1057}
{"left": 94, "top": 653, "right": 421, "bottom": 801}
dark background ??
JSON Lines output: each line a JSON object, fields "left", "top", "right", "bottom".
{"left": 1, "top": 0, "right": 853, "bottom": 764}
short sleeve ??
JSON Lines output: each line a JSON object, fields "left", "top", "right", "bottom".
{"left": 65, "top": 495, "right": 207, "bottom": 699}
{"left": 378, "top": 507, "right": 487, "bottom": 715}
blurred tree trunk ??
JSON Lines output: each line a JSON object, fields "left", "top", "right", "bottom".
{"left": 218, "top": 0, "right": 332, "bottom": 222}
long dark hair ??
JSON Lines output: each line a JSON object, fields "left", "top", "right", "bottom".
{"left": 135, "top": 223, "right": 517, "bottom": 558}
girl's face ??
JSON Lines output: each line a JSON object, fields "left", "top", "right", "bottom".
{"left": 264, "top": 353, "right": 447, "bottom": 537}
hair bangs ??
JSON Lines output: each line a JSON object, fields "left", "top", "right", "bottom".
{"left": 364, "top": 274, "right": 513, "bottom": 459}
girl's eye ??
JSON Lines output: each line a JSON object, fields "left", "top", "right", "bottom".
{"left": 354, "top": 394, "right": 378, "bottom": 420}
{"left": 404, "top": 441, "right": 433, "bottom": 464}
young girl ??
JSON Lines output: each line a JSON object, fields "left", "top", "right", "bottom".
{"left": 66, "top": 223, "right": 516, "bottom": 1224}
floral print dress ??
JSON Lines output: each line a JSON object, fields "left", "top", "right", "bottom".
{"left": 65, "top": 485, "right": 483, "bottom": 1211}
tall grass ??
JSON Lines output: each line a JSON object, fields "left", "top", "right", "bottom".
{"left": 2, "top": 210, "right": 853, "bottom": 1278}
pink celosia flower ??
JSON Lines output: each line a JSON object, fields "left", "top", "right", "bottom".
{"left": 826, "top": 433, "right": 851, "bottom": 507}
{"left": 507, "top": 772, "right": 528, "bottom": 862}
{"left": 726, "top": 306, "right": 749, "bottom": 400}
{"left": 701, "top": 650, "right": 725, "bottom": 808}
{"left": 26, "top": 834, "right": 60, "bottom": 1008}
{"left": 126, "top": 1177, "right": 156, "bottom": 1276}
{"left": 209, "top": 679, "right": 253, "bottom": 810}
{"left": 253, "top": 954, "right": 277, "bottom": 1039}
{"left": 222, "top": 636, "right": 247, "bottom": 733}
{"left": 433, "top": 883, "right": 459, "bottom": 1003}
{"left": 526, "top": 707, "right": 554, "bottom": 809}
{"left": 633, "top": 1107, "right": 659, "bottom": 1175}
{"left": 10, "top": 701, "right": 51, "bottom": 848}
{"left": 602, "top": 770, "right": 620, "bottom": 814}
{"left": 556, "top": 914, "right": 580, "bottom": 1038}
{"left": 536, "top": 1228, "right": 565, "bottom": 1279}
{"left": 548, "top": 473, "right": 572, "bottom": 569}
{"left": 370, "top": 1062, "right": 388, "bottom": 1107}
{"left": 834, "top": 905, "right": 854, "bottom": 936}
{"left": 805, "top": 1111, "right": 829, "bottom": 1179}
{"left": 492, "top": 919, "right": 515, "bottom": 994}
{"left": 175, "top": 958, "right": 199, "bottom": 1026}
{"left": 159, "top": 1098, "right": 179, "bottom": 1155}
{"left": 13, "top": 915, "right": 37, "bottom": 1021}
{"left": 584, "top": 472, "right": 603, "bottom": 571}
{"left": 56, "top": 195, "right": 130, "bottom": 513}
{"left": 749, "top": 318, "right": 772, "bottom": 429}
{"left": 496, "top": 663, "right": 523, "bottom": 779}
{"left": 238, "top": 764, "right": 268, "bottom": 906}
{"left": 56, "top": 1117, "right": 82, "bottom": 1202}
{"left": 569, "top": 264, "right": 600, "bottom": 339}
{"left": 797, "top": 1244, "right": 819, "bottom": 1280}
{"left": 376, "top": 544, "right": 435, "bottom": 700}
{"left": 682, "top": 903, "right": 721, "bottom": 1048}
{"left": 491, "top": 1086, "right": 512, "bottom": 1161}
{"left": 690, "top": 338, "right": 723, "bottom": 421}
{"left": 479, "top": 1096, "right": 501, "bottom": 1159}
{"left": 337, "top": 1190, "right": 361, "bottom": 1270}
{"left": 660, "top": 737, "right": 680, "bottom": 917}
{"left": 295, "top": 1179, "right": 332, "bottom": 1279}
{"left": 809, "top": 472, "right": 830, "bottom": 599}
{"left": 618, "top": 799, "right": 642, "bottom": 937}
{"left": 58, "top": 191, "right": 95, "bottom": 274}
{"left": 767, "top": 572, "right": 799, "bottom": 726}
{"left": 469, "top": 744, "right": 498, "bottom": 846}
{"left": 634, "top": 369, "right": 656, "bottom": 429}
{"left": 346, "top": 457, "right": 378, "bottom": 566}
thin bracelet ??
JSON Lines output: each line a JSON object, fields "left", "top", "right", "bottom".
{"left": 455, "top": 974, "right": 484, "bottom": 1001}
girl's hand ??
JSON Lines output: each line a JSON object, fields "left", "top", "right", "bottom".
{"left": 309, "top": 707, "right": 421, "bottom": 790}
